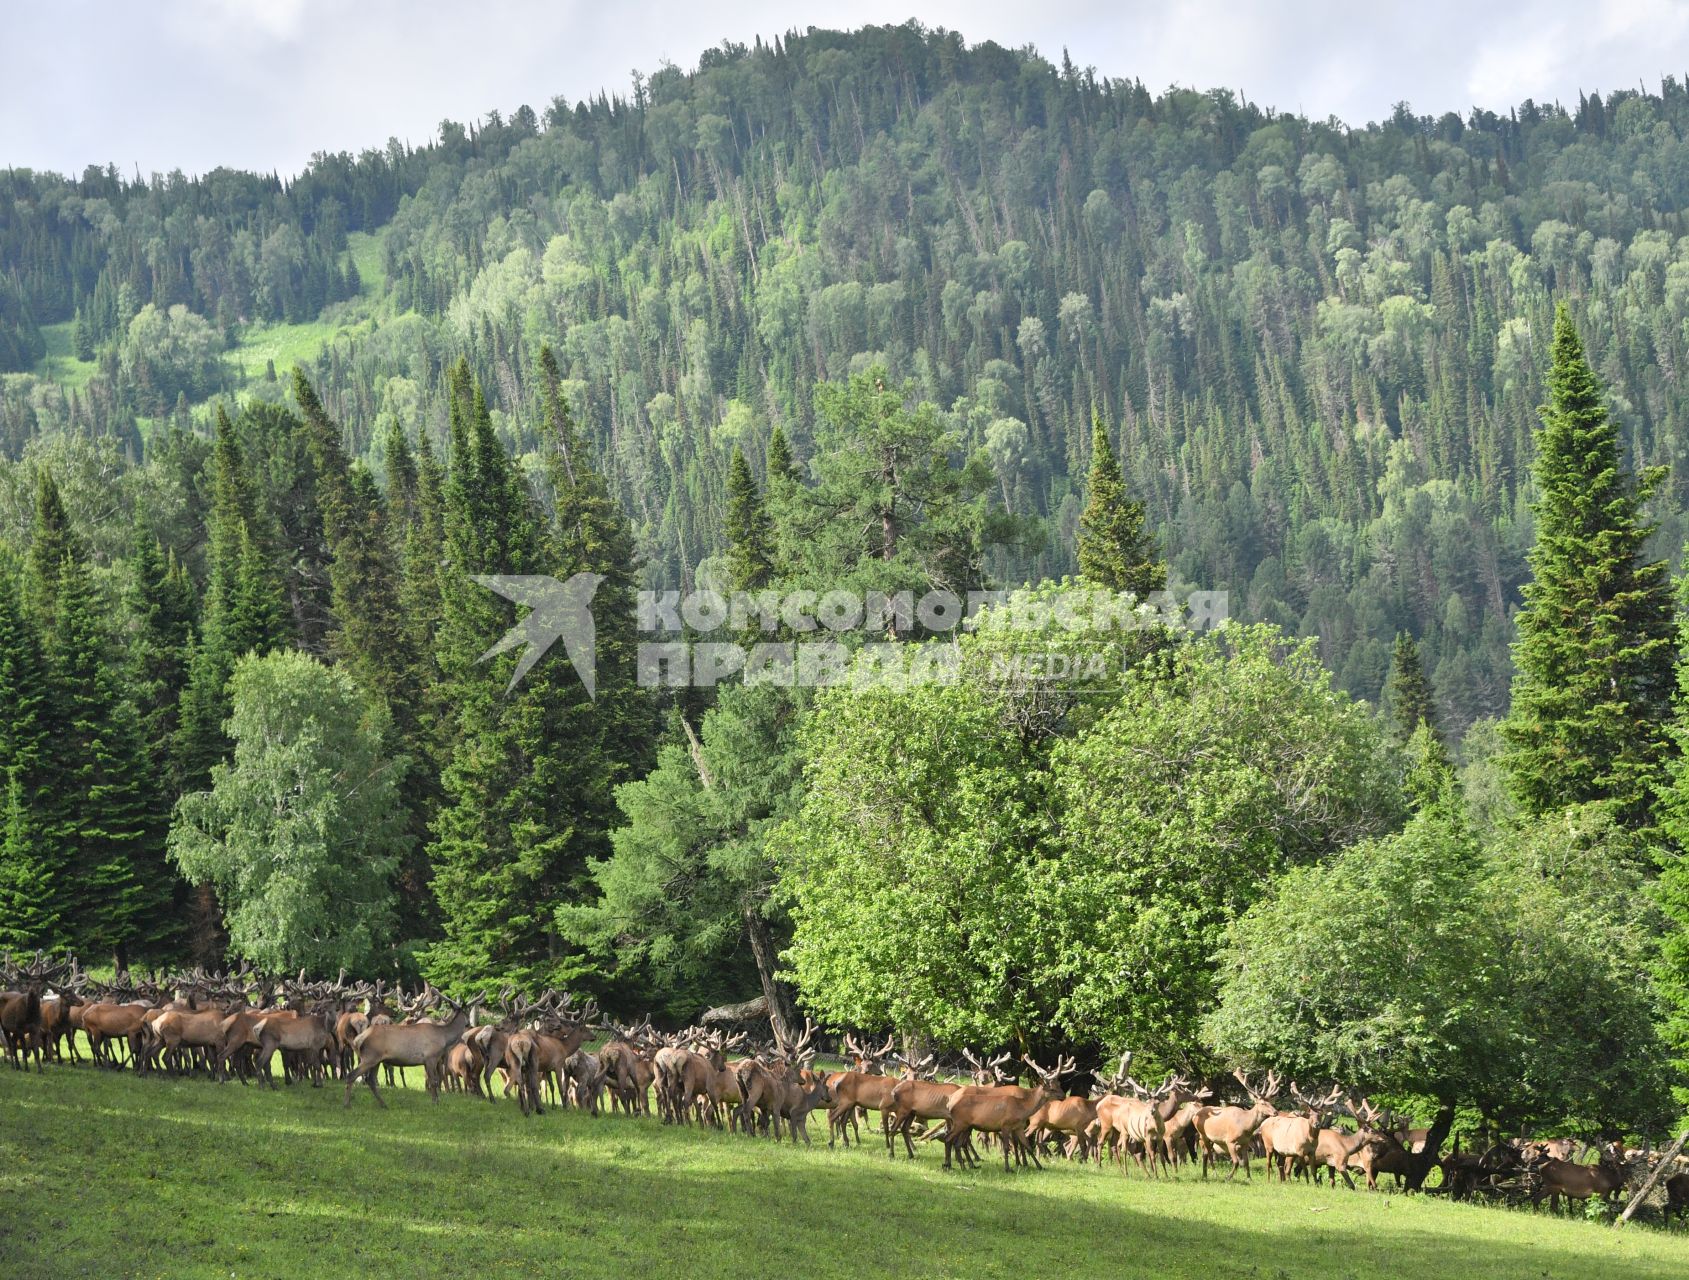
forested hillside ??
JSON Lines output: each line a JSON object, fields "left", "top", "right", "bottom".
{"left": 7, "top": 24, "right": 1689, "bottom": 1129}
{"left": 12, "top": 24, "right": 1689, "bottom": 731}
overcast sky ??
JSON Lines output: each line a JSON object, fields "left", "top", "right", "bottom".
{"left": 8, "top": 1, "right": 1689, "bottom": 180}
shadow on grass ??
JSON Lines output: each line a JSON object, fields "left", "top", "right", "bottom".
{"left": 2, "top": 1064, "right": 1684, "bottom": 1280}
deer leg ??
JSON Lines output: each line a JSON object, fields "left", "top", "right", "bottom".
{"left": 257, "top": 1040, "right": 279, "bottom": 1090}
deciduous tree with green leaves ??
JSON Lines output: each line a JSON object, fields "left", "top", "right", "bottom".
{"left": 168, "top": 650, "right": 407, "bottom": 974}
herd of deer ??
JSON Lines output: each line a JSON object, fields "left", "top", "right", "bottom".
{"left": 4, "top": 953, "right": 1687, "bottom": 1223}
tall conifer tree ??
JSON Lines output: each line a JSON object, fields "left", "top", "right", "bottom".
{"left": 724, "top": 447, "right": 773, "bottom": 592}
{"left": 1077, "top": 415, "right": 1165, "bottom": 597}
{"left": 1386, "top": 632, "right": 1438, "bottom": 748}
{"left": 1501, "top": 304, "right": 1675, "bottom": 828}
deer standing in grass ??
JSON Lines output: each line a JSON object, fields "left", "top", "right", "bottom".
{"left": 1258, "top": 1083, "right": 1344, "bottom": 1183}
{"left": 825, "top": 1033, "right": 900, "bottom": 1147}
{"left": 1192, "top": 1070, "right": 1280, "bottom": 1180}
{"left": 343, "top": 987, "right": 477, "bottom": 1108}
{"left": 943, "top": 1055, "right": 1074, "bottom": 1172}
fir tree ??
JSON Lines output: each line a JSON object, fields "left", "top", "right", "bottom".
{"left": 1386, "top": 632, "right": 1438, "bottom": 747}
{"left": 1501, "top": 304, "right": 1676, "bottom": 828}
{"left": 25, "top": 468, "right": 79, "bottom": 629}
{"left": 172, "top": 409, "right": 286, "bottom": 793}
{"left": 724, "top": 447, "right": 773, "bottom": 592}
{"left": 426, "top": 355, "right": 651, "bottom": 989}
{"left": 0, "top": 571, "right": 60, "bottom": 951}
{"left": 1077, "top": 414, "right": 1165, "bottom": 597}
{"left": 123, "top": 519, "right": 194, "bottom": 770}
{"left": 0, "top": 567, "right": 47, "bottom": 783}
{"left": 0, "top": 769, "right": 64, "bottom": 951}
{"left": 43, "top": 555, "right": 161, "bottom": 967}
{"left": 766, "top": 424, "right": 799, "bottom": 488}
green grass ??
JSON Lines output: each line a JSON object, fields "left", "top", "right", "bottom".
{"left": 224, "top": 314, "right": 363, "bottom": 383}
{"left": 223, "top": 230, "right": 387, "bottom": 383}
{"left": 346, "top": 229, "right": 386, "bottom": 297}
{"left": 1, "top": 1049, "right": 1685, "bottom": 1279}
{"left": 31, "top": 321, "right": 99, "bottom": 390}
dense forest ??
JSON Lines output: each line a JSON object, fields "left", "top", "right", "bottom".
{"left": 4, "top": 23, "right": 1689, "bottom": 1130}
{"left": 14, "top": 24, "right": 1689, "bottom": 730}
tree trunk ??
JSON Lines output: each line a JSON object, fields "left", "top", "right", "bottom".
{"left": 1405, "top": 1103, "right": 1458, "bottom": 1191}
{"left": 742, "top": 907, "right": 797, "bottom": 1045}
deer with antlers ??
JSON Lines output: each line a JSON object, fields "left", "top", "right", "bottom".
{"left": 343, "top": 986, "right": 477, "bottom": 1108}
{"left": 883, "top": 1051, "right": 956, "bottom": 1159}
{"left": 759, "top": 1020, "right": 830, "bottom": 1143}
{"left": 526, "top": 993, "right": 600, "bottom": 1108}
{"left": 1257, "top": 1083, "right": 1344, "bottom": 1183}
{"left": 598, "top": 1022, "right": 657, "bottom": 1116}
{"left": 942, "top": 1055, "right": 1074, "bottom": 1172}
{"left": 0, "top": 954, "right": 60, "bottom": 1071}
{"left": 825, "top": 1033, "right": 899, "bottom": 1147}
{"left": 1192, "top": 1070, "right": 1281, "bottom": 1180}
{"left": 1023, "top": 1053, "right": 1112, "bottom": 1164}
{"left": 1530, "top": 1142, "right": 1636, "bottom": 1214}
{"left": 1095, "top": 1054, "right": 1213, "bottom": 1177}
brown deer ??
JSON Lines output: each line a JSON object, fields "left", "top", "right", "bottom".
{"left": 1309, "top": 1123, "right": 1377, "bottom": 1189}
{"left": 564, "top": 1047, "right": 606, "bottom": 1112}
{"left": 1530, "top": 1143, "right": 1634, "bottom": 1214}
{"left": 733, "top": 1053, "right": 782, "bottom": 1136}
{"left": 80, "top": 995, "right": 155, "bottom": 1069}
{"left": 884, "top": 1053, "right": 958, "bottom": 1160}
{"left": 1344, "top": 1099, "right": 1415, "bottom": 1191}
{"left": 39, "top": 983, "right": 86, "bottom": 1064}
{"left": 1025, "top": 1091, "right": 1099, "bottom": 1162}
{"left": 527, "top": 994, "right": 600, "bottom": 1108}
{"left": 252, "top": 1001, "right": 337, "bottom": 1089}
{"left": 151, "top": 1000, "right": 248, "bottom": 1078}
{"left": 598, "top": 1024, "right": 656, "bottom": 1116}
{"left": 943, "top": 1055, "right": 1074, "bottom": 1172}
{"left": 442, "top": 1040, "right": 484, "bottom": 1096}
{"left": 826, "top": 1033, "right": 899, "bottom": 1147}
{"left": 1101, "top": 1062, "right": 1213, "bottom": 1177}
{"left": 343, "top": 987, "right": 477, "bottom": 1108}
{"left": 1666, "top": 1170, "right": 1688, "bottom": 1223}
{"left": 0, "top": 985, "right": 44, "bottom": 1071}
{"left": 1192, "top": 1070, "right": 1281, "bottom": 1180}
{"left": 770, "top": 1047, "right": 833, "bottom": 1145}
{"left": 654, "top": 1030, "right": 722, "bottom": 1127}
{"left": 1258, "top": 1083, "right": 1344, "bottom": 1183}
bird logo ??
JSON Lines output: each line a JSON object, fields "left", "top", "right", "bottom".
{"left": 472, "top": 572, "right": 605, "bottom": 697}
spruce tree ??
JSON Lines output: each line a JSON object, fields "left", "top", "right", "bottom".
{"left": 123, "top": 520, "right": 194, "bottom": 771}
{"left": 766, "top": 424, "right": 799, "bottom": 488}
{"left": 173, "top": 412, "right": 288, "bottom": 794}
{"left": 43, "top": 555, "right": 161, "bottom": 968}
{"left": 0, "top": 769, "right": 63, "bottom": 951}
{"left": 1077, "top": 414, "right": 1165, "bottom": 597}
{"left": 1501, "top": 304, "right": 1675, "bottom": 828}
{"left": 25, "top": 469, "right": 79, "bottom": 628}
{"left": 292, "top": 372, "right": 417, "bottom": 716}
{"left": 1648, "top": 543, "right": 1689, "bottom": 1080}
{"left": 1386, "top": 632, "right": 1438, "bottom": 747}
{"left": 724, "top": 447, "right": 773, "bottom": 592}
{"left": 0, "top": 566, "right": 46, "bottom": 784}
{"left": 424, "top": 363, "right": 556, "bottom": 988}
{"left": 426, "top": 354, "right": 651, "bottom": 989}
{"left": 0, "top": 570, "right": 60, "bottom": 951}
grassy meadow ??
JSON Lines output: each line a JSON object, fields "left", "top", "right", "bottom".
{"left": 2, "top": 1043, "right": 1686, "bottom": 1279}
